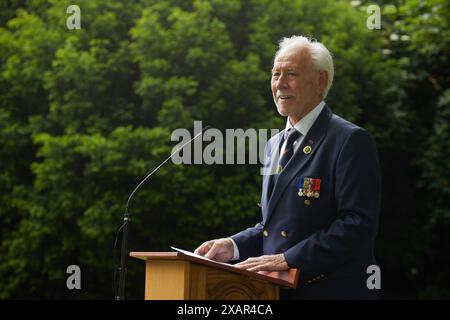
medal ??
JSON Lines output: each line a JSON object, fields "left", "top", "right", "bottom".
{"left": 297, "top": 177, "right": 321, "bottom": 198}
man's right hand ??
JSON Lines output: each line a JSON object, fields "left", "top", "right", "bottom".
{"left": 194, "top": 238, "right": 234, "bottom": 262}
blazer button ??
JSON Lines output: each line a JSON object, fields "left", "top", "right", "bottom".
{"left": 304, "top": 199, "right": 311, "bottom": 206}
{"left": 281, "top": 230, "right": 288, "bottom": 237}
{"left": 263, "top": 230, "right": 269, "bottom": 237}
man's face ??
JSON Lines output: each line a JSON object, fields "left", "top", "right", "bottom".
{"left": 271, "top": 48, "right": 325, "bottom": 124}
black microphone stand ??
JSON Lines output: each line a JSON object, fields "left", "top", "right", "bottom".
{"left": 117, "top": 206, "right": 129, "bottom": 300}
{"left": 116, "top": 125, "right": 210, "bottom": 300}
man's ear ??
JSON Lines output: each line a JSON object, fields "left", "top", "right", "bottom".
{"left": 318, "top": 70, "right": 328, "bottom": 95}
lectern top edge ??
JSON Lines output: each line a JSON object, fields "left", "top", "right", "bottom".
{"left": 130, "top": 251, "right": 299, "bottom": 289}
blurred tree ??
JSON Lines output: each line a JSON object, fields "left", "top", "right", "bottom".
{"left": 393, "top": 0, "right": 450, "bottom": 299}
{"left": 354, "top": 0, "right": 450, "bottom": 298}
{"left": 1, "top": 0, "right": 440, "bottom": 300}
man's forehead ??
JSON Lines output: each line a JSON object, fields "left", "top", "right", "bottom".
{"left": 273, "top": 48, "right": 310, "bottom": 69}
{"left": 272, "top": 61, "right": 300, "bottom": 70}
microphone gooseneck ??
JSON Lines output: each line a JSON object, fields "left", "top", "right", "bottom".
{"left": 115, "top": 125, "right": 210, "bottom": 300}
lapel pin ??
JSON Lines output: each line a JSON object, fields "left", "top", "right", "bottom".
{"left": 276, "top": 164, "right": 283, "bottom": 174}
{"left": 303, "top": 145, "right": 312, "bottom": 154}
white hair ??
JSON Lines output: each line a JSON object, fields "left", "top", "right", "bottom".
{"left": 274, "top": 35, "right": 334, "bottom": 99}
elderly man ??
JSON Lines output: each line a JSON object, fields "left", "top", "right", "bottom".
{"left": 194, "top": 35, "right": 381, "bottom": 300}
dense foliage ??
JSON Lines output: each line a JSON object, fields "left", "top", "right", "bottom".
{"left": 0, "top": 0, "right": 448, "bottom": 299}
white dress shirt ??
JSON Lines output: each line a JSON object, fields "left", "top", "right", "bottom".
{"left": 230, "top": 101, "right": 325, "bottom": 261}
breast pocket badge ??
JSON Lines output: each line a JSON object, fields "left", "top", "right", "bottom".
{"left": 298, "top": 177, "right": 321, "bottom": 198}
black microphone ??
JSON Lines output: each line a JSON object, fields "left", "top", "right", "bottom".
{"left": 115, "top": 125, "right": 210, "bottom": 300}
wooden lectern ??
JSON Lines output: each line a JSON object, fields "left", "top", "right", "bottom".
{"left": 130, "top": 251, "right": 299, "bottom": 300}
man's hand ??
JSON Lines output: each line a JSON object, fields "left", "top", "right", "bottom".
{"left": 234, "top": 254, "right": 289, "bottom": 272}
{"left": 194, "top": 238, "right": 234, "bottom": 263}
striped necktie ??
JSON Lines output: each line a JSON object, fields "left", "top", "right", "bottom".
{"left": 268, "top": 128, "right": 301, "bottom": 200}
{"left": 278, "top": 128, "right": 301, "bottom": 173}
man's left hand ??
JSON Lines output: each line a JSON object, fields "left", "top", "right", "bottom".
{"left": 234, "top": 254, "right": 289, "bottom": 272}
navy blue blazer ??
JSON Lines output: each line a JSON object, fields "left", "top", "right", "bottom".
{"left": 231, "top": 105, "right": 381, "bottom": 299}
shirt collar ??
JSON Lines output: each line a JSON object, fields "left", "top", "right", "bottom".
{"left": 285, "top": 101, "right": 325, "bottom": 138}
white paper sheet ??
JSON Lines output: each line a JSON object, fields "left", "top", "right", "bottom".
{"left": 170, "top": 246, "right": 232, "bottom": 266}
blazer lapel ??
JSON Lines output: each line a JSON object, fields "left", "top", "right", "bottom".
{"left": 265, "top": 105, "right": 333, "bottom": 225}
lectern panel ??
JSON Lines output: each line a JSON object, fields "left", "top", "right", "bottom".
{"left": 145, "top": 260, "right": 190, "bottom": 300}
